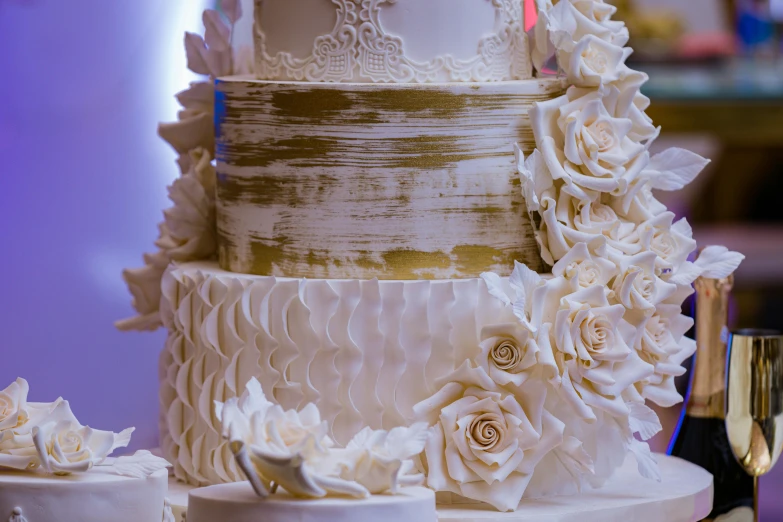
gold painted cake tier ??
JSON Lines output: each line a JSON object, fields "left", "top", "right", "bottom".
{"left": 215, "top": 76, "right": 566, "bottom": 279}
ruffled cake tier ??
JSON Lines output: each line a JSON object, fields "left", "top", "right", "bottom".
{"left": 159, "top": 261, "right": 514, "bottom": 486}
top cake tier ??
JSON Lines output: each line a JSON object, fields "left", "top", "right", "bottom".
{"left": 254, "top": 0, "right": 531, "bottom": 83}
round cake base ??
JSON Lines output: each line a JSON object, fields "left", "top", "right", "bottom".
{"left": 187, "top": 484, "right": 437, "bottom": 522}
{"left": 437, "top": 454, "right": 712, "bottom": 522}
{"left": 0, "top": 468, "right": 168, "bottom": 522}
{"left": 171, "top": 455, "right": 712, "bottom": 522}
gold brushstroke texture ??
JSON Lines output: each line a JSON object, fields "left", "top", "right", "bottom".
{"left": 215, "top": 77, "right": 567, "bottom": 280}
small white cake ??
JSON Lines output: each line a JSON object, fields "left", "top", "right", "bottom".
{"left": 187, "top": 483, "right": 437, "bottom": 522}
{"left": 0, "top": 468, "right": 168, "bottom": 522}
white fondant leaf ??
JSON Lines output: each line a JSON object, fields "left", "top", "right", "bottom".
{"left": 481, "top": 272, "right": 511, "bottom": 306}
{"left": 184, "top": 32, "right": 211, "bottom": 75}
{"left": 112, "top": 450, "right": 171, "bottom": 478}
{"left": 554, "top": 436, "right": 595, "bottom": 482}
{"left": 629, "top": 438, "right": 661, "bottom": 481}
{"left": 628, "top": 403, "right": 662, "bottom": 441}
{"left": 671, "top": 217, "right": 693, "bottom": 238}
{"left": 203, "top": 10, "right": 231, "bottom": 52}
{"left": 668, "top": 261, "right": 702, "bottom": 286}
{"left": 176, "top": 82, "right": 214, "bottom": 110}
{"left": 221, "top": 0, "right": 243, "bottom": 24}
{"left": 648, "top": 148, "right": 710, "bottom": 191}
{"left": 111, "top": 427, "right": 135, "bottom": 452}
{"left": 206, "top": 48, "right": 232, "bottom": 78}
{"left": 695, "top": 246, "right": 745, "bottom": 279}
{"left": 386, "top": 423, "right": 429, "bottom": 460}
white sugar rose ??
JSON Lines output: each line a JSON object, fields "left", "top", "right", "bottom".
{"left": 564, "top": 34, "right": 629, "bottom": 87}
{"left": 32, "top": 401, "right": 133, "bottom": 475}
{"left": 477, "top": 323, "right": 557, "bottom": 387}
{"left": 538, "top": 189, "right": 622, "bottom": 263}
{"left": 520, "top": 148, "right": 621, "bottom": 264}
{"left": 604, "top": 216, "right": 645, "bottom": 256}
{"left": 531, "top": 88, "right": 648, "bottom": 202}
{"left": 636, "top": 212, "right": 697, "bottom": 276}
{"left": 533, "top": 0, "right": 629, "bottom": 73}
{"left": 0, "top": 380, "right": 76, "bottom": 471}
{"left": 612, "top": 178, "right": 669, "bottom": 223}
{"left": 611, "top": 251, "right": 677, "bottom": 314}
{"left": 0, "top": 379, "right": 29, "bottom": 433}
{"left": 158, "top": 147, "right": 217, "bottom": 262}
{"left": 632, "top": 304, "right": 696, "bottom": 407}
{"left": 548, "top": 285, "right": 653, "bottom": 420}
{"left": 414, "top": 363, "right": 563, "bottom": 512}
{"left": 551, "top": 242, "right": 617, "bottom": 292}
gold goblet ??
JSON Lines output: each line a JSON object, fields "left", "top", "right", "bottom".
{"left": 726, "top": 329, "right": 783, "bottom": 521}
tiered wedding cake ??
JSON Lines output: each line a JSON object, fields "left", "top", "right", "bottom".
{"left": 120, "top": 0, "right": 743, "bottom": 516}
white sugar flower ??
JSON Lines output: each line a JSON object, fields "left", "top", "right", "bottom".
{"left": 636, "top": 212, "right": 697, "bottom": 276}
{"left": 477, "top": 323, "right": 557, "bottom": 387}
{"left": 414, "top": 363, "right": 564, "bottom": 512}
{"left": 603, "top": 75, "right": 660, "bottom": 144}
{"left": 0, "top": 380, "right": 85, "bottom": 472}
{"left": 32, "top": 401, "right": 133, "bottom": 475}
{"left": 611, "top": 251, "right": 678, "bottom": 314}
{"left": 216, "top": 378, "right": 369, "bottom": 500}
{"left": 632, "top": 304, "right": 696, "bottom": 407}
{"left": 531, "top": 88, "right": 648, "bottom": 201}
{"left": 552, "top": 242, "right": 617, "bottom": 292}
{"left": 549, "top": 285, "right": 654, "bottom": 420}
{"left": 0, "top": 379, "right": 29, "bottom": 433}
{"left": 157, "top": 147, "right": 217, "bottom": 261}
{"left": 533, "top": 0, "right": 630, "bottom": 74}
{"left": 564, "top": 34, "right": 629, "bottom": 87}
{"left": 337, "top": 424, "right": 429, "bottom": 494}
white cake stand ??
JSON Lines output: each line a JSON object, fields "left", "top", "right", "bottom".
{"left": 167, "top": 454, "right": 712, "bottom": 522}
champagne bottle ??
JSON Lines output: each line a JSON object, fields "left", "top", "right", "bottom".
{"left": 668, "top": 275, "right": 754, "bottom": 519}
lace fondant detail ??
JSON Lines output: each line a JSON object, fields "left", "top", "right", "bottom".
{"left": 254, "top": 0, "right": 532, "bottom": 83}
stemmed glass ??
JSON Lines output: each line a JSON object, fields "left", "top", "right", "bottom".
{"left": 726, "top": 329, "right": 783, "bottom": 521}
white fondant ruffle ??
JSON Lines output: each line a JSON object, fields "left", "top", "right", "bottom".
{"left": 159, "top": 262, "right": 513, "bottom": 486}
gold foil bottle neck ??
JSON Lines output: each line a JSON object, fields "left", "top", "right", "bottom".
{"left": 687, "top": 275, "right": 735, "bottom": 419}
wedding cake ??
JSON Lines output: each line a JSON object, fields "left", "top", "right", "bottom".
{"left": 119, "top": 0, "right": 743, "bottom": 516}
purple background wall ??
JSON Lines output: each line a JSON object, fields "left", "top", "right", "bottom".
{"left": 1, "top": 0, "right": 782, "bottom": 518}
{"left": 0, "top": 0, "right": 211, "bottom": 450}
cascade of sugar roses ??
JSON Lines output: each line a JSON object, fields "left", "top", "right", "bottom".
{"left": 411, "top": 0, "right": 744, "bottom": 512}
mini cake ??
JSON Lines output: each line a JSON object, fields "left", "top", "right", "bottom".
{"left": 0, "top": 378, "right": 172, "bottom": 522}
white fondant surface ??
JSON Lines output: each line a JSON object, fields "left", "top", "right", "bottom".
{"left": 187, "top": 484, "right": 437, "bottom": 522}
{"left": 254, "top": 0, "right": 531, "bottom": 83}
{"left": 0, "top": 468, "right": 168, "bottom": 522}
{"left": 171, "top": 455, "right": 712, "bottom": 522}
{"left": 437, "top": 455, "right": 712, "bottom": 521}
